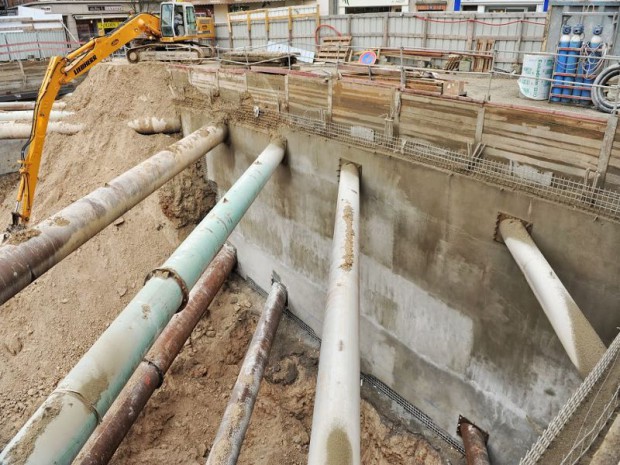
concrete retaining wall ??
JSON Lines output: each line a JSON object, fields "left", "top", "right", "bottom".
{"left": 190, "top": 116, "right": 620, "bottom": 463}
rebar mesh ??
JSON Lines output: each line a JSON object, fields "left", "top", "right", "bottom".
{"left": 519, "top": 333, "right": 620, "bottom": 465}
{"left": 231, "top": 107, "right": 620, "bottom": 222}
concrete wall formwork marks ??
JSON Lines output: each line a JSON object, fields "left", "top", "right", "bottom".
{"left": 196, "top": 121, "right": 620, "bottom": 465}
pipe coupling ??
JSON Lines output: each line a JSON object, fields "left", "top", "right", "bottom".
{"left": 145, "top": 267, "right": 189, "bottom": 311}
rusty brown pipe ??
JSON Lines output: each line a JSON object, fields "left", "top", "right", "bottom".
{"left": 458, "top": 418, "right": 491, "bottom": 465}
{"left": 0, "top": 123, "right": 226, "bottom": 307}
{"left": 77, "top": 244, "right": 236, "bottom": 465}
{"left": 206, "top": 281, "right": 287, "bottom": 465}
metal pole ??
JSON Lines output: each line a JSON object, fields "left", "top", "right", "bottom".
{"left": 400, "top": 46, "right": 405, "bottom": 89}
{"left": 206, "top": 281, "right": 287, "bottom": 465}
{"left": 0, "top": 123, "right": 226, "bottom": 307}
{"left": 0, "top": 139, "right": 286, "bottom": 465}
{"left": 77, "top": 245, "right": 237, "bottom": 465}
{"left": 499, "top": 218, "right": 606, "bottom": 378}
{"left": 308, "top": 162, "right": 361, "bottom": 465}
{"left": 458, "top": 418, "right": 491, "bottom": 465}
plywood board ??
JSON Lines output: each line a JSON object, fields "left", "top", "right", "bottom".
{"left": 331, "top": 80, "right": 393, "bottom": 132}
{"left": 398, "top": 93, "right": 478, "bottom": 151}
{"left": 482, "top": 106, "right": 606, "bottom": 178}
{"left": 287, "top": 75, "right": 329, "bottom": 118}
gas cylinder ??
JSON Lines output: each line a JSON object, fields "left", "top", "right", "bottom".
{"left": 551, "top": 24, "right": 572, "bottom": 102}
{"left": 562, "top": 24, "right": 584, "bottom": 102}
{"left": 581, "top": 25, "right": 604, "bottom": 103}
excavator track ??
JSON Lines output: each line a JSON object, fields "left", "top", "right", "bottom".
{"left": 126, "top": 42, "right": 214, "bottom": 64}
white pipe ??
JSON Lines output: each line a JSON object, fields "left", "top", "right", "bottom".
{"left": 127, "top": 116, "right": 182, "bottom": 134}
{"left": 499, "top": 218, "right": 606, "bottom": 378}
{"left": 308, "top": 162, "right": 361, "bottom": 465}
{"left": 0, "top": 110, "right": 74, "bottom": 122}
{"left": 0, "top": 122, "right": 84, "bottom": 139}
{"left": 0, "top": 101, "right": 67, "bottom": 111}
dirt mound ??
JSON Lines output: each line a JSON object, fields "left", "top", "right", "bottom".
{"left": 0, "top": 62, "right": 191, "bottom": 449}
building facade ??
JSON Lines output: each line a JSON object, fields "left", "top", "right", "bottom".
{"left": 6, "top": 0, "right": 160, "bottom": 43}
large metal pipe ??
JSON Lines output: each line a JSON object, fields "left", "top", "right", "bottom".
{"left": 458, "top": 418, "right": 491, "bottom": 465}
{"left": 0, "top": 101, "right": 67, "bottom": 111}
{"left": 128, "top": 116, "right": 182, "bottom": 135}
{"left": 0, "top": 123, "right": 226, "bottom": 307}
{"left": 0, "top": 121, "right": 83, "bottom": 139}
{"left": 0, "top": 110, "right": 74, "bottom": 122}
{"left": 206, "top": 281, "right": 287, "bottom": 465}
{"left": 0, "top": 139, "right": 286, "bottom": 464}
{"left": 499, "top": 218, "right": 606, "bottom": 378}
{"left": 78, "top": 244, "right": 237, "bottom": 465}
{"left": 308, "top": 162, "right": 361, "bottom": 465}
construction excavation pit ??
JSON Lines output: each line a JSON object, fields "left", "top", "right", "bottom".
{"left": 0, "top": 61, "right": 619, "bottom": 465}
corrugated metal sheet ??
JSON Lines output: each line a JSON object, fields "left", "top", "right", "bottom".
{"left": 0, "top": 28, "right": 68, "bottom": 61}
{"left": 215, "top": 11, "right": 546, "bottom": 70}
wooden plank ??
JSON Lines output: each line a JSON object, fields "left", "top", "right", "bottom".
{"left": 485, "top": 106, "right": 606, "bottom": 137}
{"left": 483, "top": 120, "right": 603, "bottom": 153}
{"left": 481, "top": 132, "right": 599, "bottom": 169}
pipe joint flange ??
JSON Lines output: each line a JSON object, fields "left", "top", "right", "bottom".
{"left": 145, "top": 267, "right": 189, "bottom": 312}
{"left": 493, "top": 212, "right": 532, "bottom": 244}
{"left": 456, "top": 415, "right": 489, "bottom": 443}
{"left": 144, "top": 359, "right": 165, "bottom": 388}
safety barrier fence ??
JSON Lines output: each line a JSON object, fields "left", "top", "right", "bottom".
{"left": 231, "top": 107, "right": 620, "bottom": 222}
{"left": 519, "top": 332, "right": 620, "bottom": 465}
{"left": 216, "top": 10, "right": 547, "bottom": 71}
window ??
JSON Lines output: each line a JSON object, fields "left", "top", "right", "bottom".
{"left": 160, "top": 3, "right": 174, "bottom": 37}
{"left": 185, "top": 6, "right": 197, "bottom": 35}
{"left": 344, "top": 6, "right": 390, "bottom": 14}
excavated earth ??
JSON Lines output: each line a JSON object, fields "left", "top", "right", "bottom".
{"left": 0, "top": 62, "right": 454, "bottom": 464}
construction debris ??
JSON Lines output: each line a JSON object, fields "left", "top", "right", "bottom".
{"left": 221, "top": 51, "right": 297, "bottom": 68}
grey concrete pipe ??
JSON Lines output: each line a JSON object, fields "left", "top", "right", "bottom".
{"left": 0, "top": 110, "right": 74, "bottom": 122}
{"left": 308, "top": 162, "right": 361, "bottom": 465}
{"left": 0, "top": 123, "right": 227, "bottom": 307}
{"left": 127, "top": 116, "right": 182, "bottom": 134}
{"left": 0, "top": 122, "right": 83, "bottom": 139}
{"left": 0, "top": 101, "right": 67, "bottom": 111}
{"left": 499, "top": 218, "right": 606, "bottom": 377}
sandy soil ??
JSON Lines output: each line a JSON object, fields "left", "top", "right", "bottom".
{"left": 0, "top": 62, "right": 451, "bottom": 464}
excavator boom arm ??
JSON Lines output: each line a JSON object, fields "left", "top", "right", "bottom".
{"left": 11, "top": 13, "right": 161, "bottom": 227}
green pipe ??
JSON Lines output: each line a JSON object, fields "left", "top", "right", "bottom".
{"left": 0, "top": 139, "right": 286, "bottom": 465}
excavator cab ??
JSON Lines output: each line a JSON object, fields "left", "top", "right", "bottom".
{"left": 160, "top": 2, "right": 197, "bottom": 39}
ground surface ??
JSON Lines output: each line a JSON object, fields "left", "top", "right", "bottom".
{"left": 0, "top": 62, "right": 450, "bottom": 464}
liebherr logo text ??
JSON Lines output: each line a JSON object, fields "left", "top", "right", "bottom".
{"left": 74, "top": 56, "right": 97, "bottom": 75}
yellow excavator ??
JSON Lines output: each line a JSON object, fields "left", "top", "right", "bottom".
{"left": 8, "top": 2, "right": 214, "bottom": 232}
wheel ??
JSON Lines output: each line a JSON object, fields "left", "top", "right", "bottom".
{"left": 126, "top": 49, "right": 140, "bottom": 64}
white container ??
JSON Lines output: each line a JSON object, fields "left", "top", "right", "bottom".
{"left": 518, "top": 54, "right": 554, "bottom": 100}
